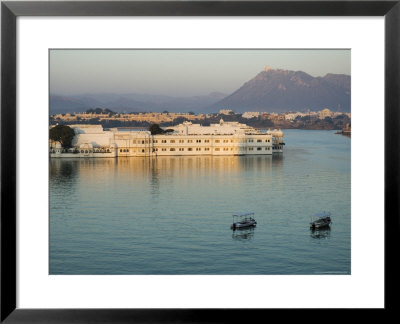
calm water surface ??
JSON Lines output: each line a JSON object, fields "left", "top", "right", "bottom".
{"left": 50, "top": 130, "right": 351, "bottom": 274}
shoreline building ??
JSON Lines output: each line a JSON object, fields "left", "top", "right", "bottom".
{"left": 50, "top": 120, "right": 284, "bottom": 158}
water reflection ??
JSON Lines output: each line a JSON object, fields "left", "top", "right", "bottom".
{"left": 310, "top": 227, "right": 331, "bottom": 239}
{"left": 50, "top": 155, "right": 283, "bottom": 178}
{"left": 149, "top": 158, "right": 160, "bottom": 197}
{"left": 49, "top": 158, "right": 78, "bottom": 183}
{"left": 272, "top": 154, "right": 284, "bottom": 169}
{"left": 232, "top": 227, "right": 255, "bottom": 241}
{"left": 49, "top": 155, "right": 284, "bottom": 202}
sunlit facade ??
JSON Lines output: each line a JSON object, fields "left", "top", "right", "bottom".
{"left": 50, "top": 120, "right": 284, "bottom": 158}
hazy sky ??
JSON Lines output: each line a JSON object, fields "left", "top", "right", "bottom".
{"left": 50, "top": 49, "right": 350, "bottom": 97}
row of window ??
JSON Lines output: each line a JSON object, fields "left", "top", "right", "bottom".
{"left": 130, "top": 138, "right": 271, "bottom": 144}
{"left": 154, "top": 139, "right": 212, "bottom": 144}
{"left": 248, "top": 139, "right": 271, "bottom": 143}
{"left": 154, "top": 147, "right": 239, "bottom": 152}
{"left": 132, "top": 140, "right": 148, "bottom": 144}
{"left": 120, "top": 148, "right": 145, "bottom": 153}
{"left": 119, "top": 146, "right": 275, "bottom": 153}
{"left": 248, "top": 147, "right": 271, "bottom": 151}
{"left": 51, "top": 149, "right": 111, "bottom": 154}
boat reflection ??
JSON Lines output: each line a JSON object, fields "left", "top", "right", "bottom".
{"left": 232, "top": 227, "right": 255, "bottom": 241}
{"left": 310, "top": 227, "right": 331, "bottom": 239}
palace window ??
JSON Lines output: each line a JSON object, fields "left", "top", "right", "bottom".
{"left": 204, "top": 148, "right": 210, "bottom": 151}
{"left": 196, "top": 148, "right": 201, "bottom": 151}
{"left": 170, "top": 140, "right": 175, "bottom": 143}
{"left": 132, "top": 140, "right": 136, "bottom": 144}
{"left": 162, "top": 140, "right": 167, "bottom": 143}
{"left": 257, "top": 139, "right": 262, "bottom": 142}
{"left": 188, "top": 148, "right": 193, "bottom": 151}
{"left": 215, "top": 148, "right": 220, "bottom": 151}
{"left": 257, "top": 147, "right": 262, "bottom": 151}
{"left": 196, "top": 139, "right": 201, "bottom": 143}
{"left": 153, "top": 140, "right": 158, "bottom": 143}
{"left": 204, "top": 139, "right": 210, "bottom": 143}
{"left": 179, "top": 148, "right": 184, "bottom": 151}
{"left": 223, "top": 148, "right": 228, "bottom": 151}
{"left": 179, "top": 140, "right": 184, "bottom": 143}
{"left": 223, "top": 140, "right": 228, "bottom": 143}
{"left": 162, "top": 148, "right": 166, "bottom": 151}
{"left": 215, "top": 140, "right": 220, "bottom": 143}
{"left": 249, "top": 147, "right": 254, "bottom": 151}
{"left": 170, "top": 148, "right": 175, "bottom": 151}
{"left": 187, "top": 140, "right": 193, "bottom": 143}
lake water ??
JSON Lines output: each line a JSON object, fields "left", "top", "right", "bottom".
{"left": 49, "top": 130, "right": 351, "bottom": 275}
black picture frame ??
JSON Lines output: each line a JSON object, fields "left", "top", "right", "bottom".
{"left": 1, "top": 1, "right": 399, "bottom": 322}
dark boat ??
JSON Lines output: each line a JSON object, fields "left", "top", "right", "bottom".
{"left": 231, "top": 212, "right": 257, "bottom": 230}
{"left": 310, "top": 211, "right": 332, "bottom": 229}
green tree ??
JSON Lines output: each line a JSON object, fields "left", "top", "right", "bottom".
{"left": 149, "top": 124, "right": 165, "bottom": 135}
{"left": 49, "top": 125, "right": 75, "bottom": 148}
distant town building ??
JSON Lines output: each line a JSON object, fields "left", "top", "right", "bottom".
{"left": 219, "top": 109, "right": 234, "bottom": 115}
{"left": 284, "top": 112, "right": 307, "bottom": 120}
{"left": 318, "top": 108, "right": 333, "bottom": 119}
{"left": 51, "top": 112, "right": 209, "bottom": 124}
{"left": 242, "top": 111, "right": 261, "bottom": 119}
{"left": 264, "top": 65, "right": 273, "bottom": 72}
{"left": 269, "top": 113, "right": 286, "bottom": 121}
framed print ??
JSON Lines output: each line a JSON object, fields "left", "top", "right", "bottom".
{"left": 1, "top": 0, "right": 399, "bottom": 322}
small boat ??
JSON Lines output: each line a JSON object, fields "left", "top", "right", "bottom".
{"left": 310, "top": 211, "right": 332, "bottom": 229}
{"left": 230, "top": 212, "right": 257, "bottom": 230}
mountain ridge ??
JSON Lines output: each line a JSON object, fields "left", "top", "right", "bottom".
{"left": 50, "top": 67, "right": 350, "bottom": 114}
{"left": 49, "top": 92, "right": 227, "bottom": 115}
{"left": 211, "top": 68, "right": 350, "bottom": 113}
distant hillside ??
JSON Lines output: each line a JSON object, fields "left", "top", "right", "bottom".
{"left": 49, "top": 92, "right": 226, "bottom": 115}
{"left": 50, "top": 67, "right": 350, "bottom": 115}
{"left": 211, "top": 67, "right": 351, "bottom": 113}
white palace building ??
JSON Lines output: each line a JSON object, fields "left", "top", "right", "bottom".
{"left": 50, "top": 120, "right": 284, "bottom": 158}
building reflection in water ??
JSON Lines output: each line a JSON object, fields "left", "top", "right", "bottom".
{"left": 310, "top": 227, "right": 331, "bottom": 239}
{"left": 49, "top": 158, "right": 79, "bottom": 183}
{"left": 49, "top": 154, "right": 284, "bottom": 198}
{"left": 232, "top": 227, "right": 255, "bottom": 241}
{"left": 51, "top": 155, "right": 283, "bottom": 175}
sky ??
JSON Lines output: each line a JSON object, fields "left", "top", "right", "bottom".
{"left": 50, "top": 49, "right": 350, "bottom": 97}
